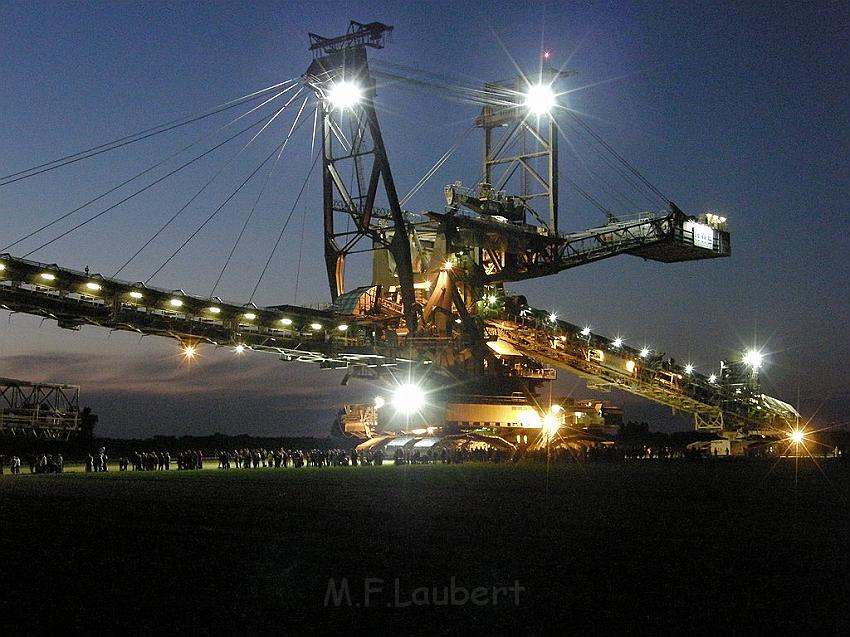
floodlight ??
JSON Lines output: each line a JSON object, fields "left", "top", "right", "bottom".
{"left": 684, "top": 363, "right": 694, "bottom": 375}
{"left": 580, "top": 326, "right": 591, "bottom": 337}
{"left": 549, "top": 313, "right": 557, "bottom": 323}
{"left": 327, "top": 81, "right": 362, "bottom": 109}
{"left": 129, "top": 291, "right": 143, "bottom": 300}
{"left": 182, "top": 344, "right": 196, "bottom": 359}
{"left": 640, "top": 347, "right": 650, "bottom": 358}
{"left": 625, "top": 360, "right": 636, "bottom": 373}
{"left": 310, "top": 322, "right": 322, "bottom": 331}
{"left": 243, "top": 312, "right": 256, "bottom": 320}
{"left": 40, "top": 272, "right": 56, "bottom": 281}
{"left": 85, "top": 282, "right": 101, "bottom": 292}
{"left": 169, "top": 298, "right": 183, "bottom": 308}
{"left": 0, "top": 263, "right": 5, "bottom": 271}
{"left": 789, "top": 429, "right": 805, "bottom": 444}
{"left": 280, "top": 318, "right": 293, "bottom": 326}
{"left": 743, "top": 349, "right": 763, "bottom": 370}
{"left": 524, "top": 83, "right": 556, "bottom": 115}
{"left": 208, "top": 306, "right": 221, "bottom": 314}
{"left": 442, "top": 260, "right": 453, "bottom": 271}
{"left": 234, "top": 344, "right": 245, "bottom": 354}
{"left": 392, "top": 383, "right": 425, "bottom": 415}
{"left": 612, "top": 337, "right": 623, "bottom": 347}
{"left": 550, "top": 404, "right": 563, "bottom": 414}
{"left": 337, "top": 324, "right": 349, "bottom": 331}
{"left": 543, "top": 413, "right": 560, "bottom": 438}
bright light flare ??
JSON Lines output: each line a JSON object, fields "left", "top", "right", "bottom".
{"left": 789, "top": 429, "right": 805, "bottom": 444}
{"left": 625, "top": 360, "right": 636, "bottom": 373}
{"left": 548, "top": 313, "right": 557, "bottom": 323}
{"left": 684, "top": 363, "right": 694, "bottom": 375}
{"left": 524, "top": 83, "right": 556, "bottom": 115}
{"left": 709, "top": 373, "right": 717, "bottom": 384}
{"left": 441, "top": 260, "right": 453, "bottom": 271}
{"left": 327, "top": 81, "right": 362, "bottom": 110}
{"left": 580, "top": 326, "right": 591, "bottom": 337}
{"left": 543, "top": 413, "right": 560, "bottom": 439}
{"left": 234, "top": 344, "right": 245, "bottom": 354}
{"left": 374, "top": 396, "right": 386, "bottom": 410}
{"left": 487, "top": 295, "right": 498, "bottom": 305}
{"left": 743, "top": 349, "right": 763, "bottom": 370}
{"left": 612, "top": 337, "right": 622, "bottom": 347}
{"left": 640, "top": 347, "right": 650, "bottom": 358}
{"left": 392, "top": 383, "right": 425, "bottom": 415}
{"left": 182, "top": 344, "right": 196, "bottom": 359}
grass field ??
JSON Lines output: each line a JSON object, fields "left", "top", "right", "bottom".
{"left": 1, "top": 460, "right": 848, "bottom": 635}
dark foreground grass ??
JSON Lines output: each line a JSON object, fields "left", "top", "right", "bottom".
{"left": 1, "top": 460, "right": 848, "bottom": 635}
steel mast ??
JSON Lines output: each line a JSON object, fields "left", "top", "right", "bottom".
{"left": 304, "top": 21, "right": 418, "bottom": 333}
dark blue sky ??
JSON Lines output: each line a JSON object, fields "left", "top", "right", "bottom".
{"left": 1, "top": 1, "right": 848, "bottom": 437}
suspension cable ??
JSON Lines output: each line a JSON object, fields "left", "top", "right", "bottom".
{"left": 3, "top": 84, "right": 297, "bottom": 254}
{"left": 565, "top": 111, "right": 670, "bottom": 204}
{"left": 293, "top": 203, "right": 309, "bottom": 305}
{"left": 554, "top": 119, "right": 645, "bottom": 213}
{"left": 249, "top": 150, "right": 320, "bottom": 304}
{"left": 147, "top": 98, "right": 312, "bottom": 284}
{"left": 20, "top": 112, "right": 276, "bottom": 258}
{"left": 554, "top": 117, "right": 661, "bottom": 208}
{"left": 113, "top": 88, "right": 304, "bottom": 278}
{"left": 0, "top": 79, "right": 299, "bottom": 187}
{"left": 209, "top": 96, "right": 311, "bottom": 297}
{"left": 400, "top": 125, "right": 476, "bottom": 207}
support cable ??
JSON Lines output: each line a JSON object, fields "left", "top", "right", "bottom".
{"left": 554, "top": 117, "right": 661, "bottom": 208}
{"left": 400, "top": 125, "right": 475, "bottom": 207}
{"left": 20, "top": 111, "right": 277, "bottom": 258}
{"left": 3, "top": 84, "right": 297, "bottom": 253}
{"left": 147, "top": 99, "right": 313, "bottom": 284}
{"left": 0, "top": 79, "right": 299, "bottom": 187}
{"left": 562, "top": 174, "right": 613, "bottom": 216}
{"left": 114, "top": 88, "right": 304, "bottom": 278}
{"left": 555, "top": 119, "right": 645, "bottom": 213}
{"left": 565, "top": 111, "right": 670, "bottom": 204}
{"left": 249, "top": 150, "right": 320, "bottom": 303}
{"left": 209, "top": 96, "right": 311, "bottom": 297}
{"left": 293, "top": 203, "right": 309, "bottom": 305}
{"left": 560, "top": 117, "right": 659, "bottom": 206}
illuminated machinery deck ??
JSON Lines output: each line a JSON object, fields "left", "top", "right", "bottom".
{"left": 0, "top": 255, "right": 402, "bottom": 368}
{"left": 431, "top": 202, "right": 731, "bottom": 286}
{"left": 488, "top": 313, "right": 799, "bottom": 433}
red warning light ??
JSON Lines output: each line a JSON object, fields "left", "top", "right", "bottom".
{"left": 543, "top": 50, "right": 551, "bottom": 60}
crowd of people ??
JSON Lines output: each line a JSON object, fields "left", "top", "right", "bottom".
{"left": 2, "top": 439, "right": 847, "bottom": 476}
{"left": 0, "top": 454, "right": 63, "bottom": 474}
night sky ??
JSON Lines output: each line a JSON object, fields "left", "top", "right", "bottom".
{"left": 1, "top": 1, "right": 847, "bottom": 437}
